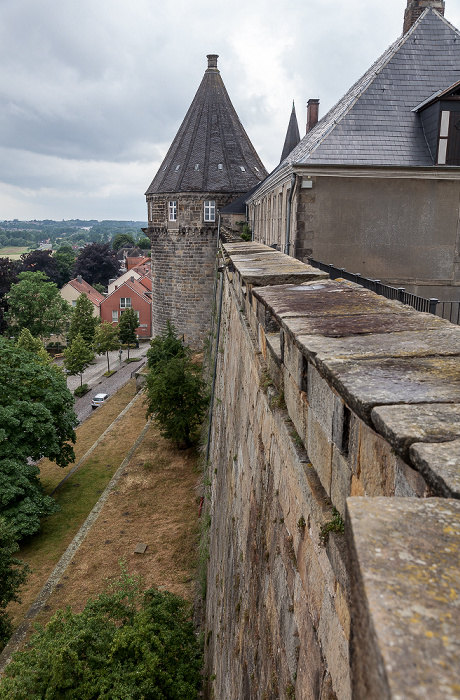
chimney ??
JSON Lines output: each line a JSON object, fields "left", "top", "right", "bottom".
{"left": 306, "top": 99, "right": 319, "bottom": 134}
{"left": 207, "top": 54, "right": 219, "bottom": 71}
{"left": 403, "top": 0, "right": 445, "bottom": 33}
{"left": 131, "top": 276, "right": 135, "bottom": 283}
{"left": 77, "top": 275, "right": 82, "bottom": 283}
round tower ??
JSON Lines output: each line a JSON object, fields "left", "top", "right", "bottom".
{"left": 145, "top": 55, "right": 267, "bottom": 347}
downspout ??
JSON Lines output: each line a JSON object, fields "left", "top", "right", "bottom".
{"left": 285, "top": 174, "right": 297, "bottom": 256}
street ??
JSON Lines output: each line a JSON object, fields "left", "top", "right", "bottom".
{"left": 58, "top": 342, "right": 150, "bottom": 424}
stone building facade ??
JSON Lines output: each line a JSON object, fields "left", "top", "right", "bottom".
{"left": 145, "top": 54, "right": 267, "bottom": 346}
{"left": 246, "top": 1, "right": 460, "bottom": 301}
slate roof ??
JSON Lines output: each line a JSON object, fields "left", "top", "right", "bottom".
{"left": 146, "top": 55, "right": 268, "bottom": 195}
{"left": 280, "top": 102, "right": 301, "bottom": 163}
{"left": 281, "top": 9, "right": 460, "bottom": 170}
{"left": 220, "top": 183, "right": 263, "bottom": 214}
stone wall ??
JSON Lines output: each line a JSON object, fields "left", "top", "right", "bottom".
{"left": 204, "top": 241, "right": 460, "bottom": 699}
{"left": 147, "top": 225, "right": 218, "bottom": 347}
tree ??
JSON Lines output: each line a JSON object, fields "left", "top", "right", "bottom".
{"left": 20, "top": 250, "right": 62, "bottom": 287}
{"left": 0, "top": 337, "right": 77, "bottom": 537}
{"left": 68, "top": 293, "right": 99, "bottom": 346}
{"left": 63, "top": 333, "right": 95, "bottom": 386}
{"left": 6, "top": 271, "right": 72, "bottom": 340}
{"left": 0, "top": 517, "right": 29, "bottom": 648}
{"left": 137, "top": 236, "right": 151, "bottom": 250}
{"left": 93, "top": 321, "right": 119, "bottom": 372}
{"left": 73, "top": 243, "right": 120, "bottom": 287}
{"left": 112, "top": 232, "right": 135, "bottom": 251}
{"left": 0, "top": 257, "right": 19, "bottom": 335}
{"left": 147, "top": 321, "right": 187, "bottom": 370}
{"left": 145, "top": 325, "right": 208, "bottom": 447}
{"left": 53, "top": 244, "right": 76, "bottom": 286}
{"left": 16, "top": 328, "right": 51, "bottom": 365}
{"left": 0, "top": 569, "right": 202, "bottom": 699}
{"left": 118, "top": 308, "right": 138, "bottom": 359}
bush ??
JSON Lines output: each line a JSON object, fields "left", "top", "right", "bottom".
{"left": 0, "top": 569, "right": 202, "bottom": 699}
{"left": 74, "top": 383, "right": 89, "bottom": 397}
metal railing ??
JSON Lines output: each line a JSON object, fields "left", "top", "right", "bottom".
{"left": 306, "top": 259, "right": 460, "bottom": 324}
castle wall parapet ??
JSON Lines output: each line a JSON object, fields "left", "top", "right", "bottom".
{"left": 205, "top": 241, "right": 460, "bottom": 699}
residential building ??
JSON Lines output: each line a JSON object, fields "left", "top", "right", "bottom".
{"left": 60, "top": 276, "right": 103, "bottom": 317}
{"left": 100, "top": 276, "right": 152, "bottom": 338}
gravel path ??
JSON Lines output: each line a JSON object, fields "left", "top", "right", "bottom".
{"left": 58, "top": 342, "right": 150, "bottom": 424}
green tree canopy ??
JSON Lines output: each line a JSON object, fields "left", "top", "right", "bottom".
{"left": 137, "top": 236, "right": 151, "bottom": 250}
{"left": 0, "top": 517, "right": 29, "bottom": 647}
{"left": 93, "top": 321, "right": 119, "bottom": 372}
{"left": 118, "top": 308, "right": 138, "bottom": 359}
{"left": 111, "top": 233, "right": 135, "bottom": 251}
{"left": 0, "top": 257, "right": 19, "bottom": 335}
{"left": 68, "top": 293, "right": 99, "bottom": 346}
{"left": 53, "top": 244, "right": 76, "bottom": 286}
{"left": 6, "top": 271, "right": 72, "bottom": 340}
{"left": 63, "top": 333, "right": 95, "bottom": 386}
{"left": 73, "top": 243, "right": 120, "bottom": 287}
{"left": 0, "top": 569, "right": 202, "bottom": 699}
{"left": 0, "top": 337, "right": 77, "bottom": 537}
{"left": 145, "top": 324, "right": 208, "bottom": 447}
{"left": 147, "top": 321, "right": 188, "bottom": 371}
{"left": 16, "top": 328, "right": 51, "bottom": 365}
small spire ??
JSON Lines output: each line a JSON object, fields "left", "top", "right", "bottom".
{"left": 280, "top": 102, "right": 301, "bottom": 163}
{"left": 207, "top": 54, "right": 219, "bottom": 71}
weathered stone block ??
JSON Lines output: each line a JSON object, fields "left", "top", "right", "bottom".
{"left": 410, "top": 439, "right": 460, "bottom": 498}
{"left": 317, "top": 590, "right": 351, "bottom": 700}
{"left": 331, "top": 447, "right": 352, "bottom": 518}
{"left": 284, "top": 367, "right": 308, "bottom": 445}
{"left": 356, "top": 423, "right": 396, "bottom": 496}
{"left": 308, "top": 365, "right": 335, "bottom": 439}
{"left": 347, "top": 497, "right": 460, "bottom": 700}
{"left": 308, "top": 412, "right": 333, "bottom": 495}
{"left": 394, "top": 456, "right": 429, "bottom": 497}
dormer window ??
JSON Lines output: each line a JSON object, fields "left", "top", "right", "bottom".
{"left": 204, "top": 200, "right": 216, "bottom": 222}
{"left": 218, "top": 164, "right": 223, "bottom": 170}
{"left": 415, "top": 81, "right": 460, "bottom": 166}
{"left": 175, "top": 165, "right": 180, "bottom": 172}
{"left": 438, "top": 111, "right": 450, "bottom": 164}
{"left": 194, "top": 164, "right": 200, "bottom": 171}
{"left": 240, "top": 166, "right": 246, "bottom": 172}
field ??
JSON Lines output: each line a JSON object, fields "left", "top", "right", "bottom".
{"left": 0, "top": 247, "right": 29, "bottom": 259}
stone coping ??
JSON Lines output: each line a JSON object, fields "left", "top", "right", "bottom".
{"left": 347, "top": 497, "right": 460, "bottom": 700}
{"left": 224, "top": 243, "right": 460, "bottom": 498}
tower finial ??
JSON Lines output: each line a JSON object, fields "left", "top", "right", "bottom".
{"left": 207, "top": 54, "right": 219, "bottom": 70}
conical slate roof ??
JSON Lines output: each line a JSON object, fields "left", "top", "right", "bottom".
{"left": 280, "top": 102, "right": 301, "bottom": 163}
{"left": 146, "top": 55, "right": 267, "bottom": 195}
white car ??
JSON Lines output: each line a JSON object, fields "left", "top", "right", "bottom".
{"left": 91, "top": 393, "right": 109, "bottom": 409}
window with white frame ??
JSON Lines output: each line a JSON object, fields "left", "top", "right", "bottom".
{"left": 204, "top": 200, "right": 216, "bottom": 222}
{"left": 168, "top": 201, "right": 177, "bottom": 221}
{"left": 120, "top": 297, "right": 132, "bottom": 309}
{"left": 112, "top": 310, "right": 118, "bottom": 322}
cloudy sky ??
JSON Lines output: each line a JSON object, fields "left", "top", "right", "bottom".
{"left": 1, "top": 0, "right": 460, "bottom": 222}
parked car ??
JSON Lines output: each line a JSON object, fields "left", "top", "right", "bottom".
{"left": 91, "top": 393, "right": 109, "bottom": 409}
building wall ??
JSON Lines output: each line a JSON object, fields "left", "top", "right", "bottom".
{"left": 100, "top": 287, "right": 151, "bottom": 337}
{"left": 249, "top": 174, "right": 460, "bottom": 300}
{"left": 146, "top": 190, "right": 243, "bottom": 346}
{"left": 60, "top": 285, "right": 100, "bottom": 317}
{"left": 205, "top": 241, "right": 460, "bottom": 700}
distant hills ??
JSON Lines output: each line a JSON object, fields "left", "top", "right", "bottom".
{"left": 0, "top": 220, "right": 148, "bottom": 250}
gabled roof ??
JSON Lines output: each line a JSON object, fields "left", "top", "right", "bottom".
{"left": 220, "top": 183, "right": 264, "bottom": 215}
{"left": 146, "top": 55, "right": 268, "bottom": 195}
{"left": 281, "top": 9, "right": 460, "bottom": 169}
{"left": 66, "top": 278, "right": 104, "bottom": 306}
{"left": 101, "top": 277, "right": 152, "bottom": 306}
{"left": 280, "top": 102, "right": 301, "bottom": 163}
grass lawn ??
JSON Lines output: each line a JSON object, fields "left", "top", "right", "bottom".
{"left": 7, "top": 378, "right": 201, "bottom": 632}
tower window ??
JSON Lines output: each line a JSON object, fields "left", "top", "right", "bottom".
{"left": 240, "top": 166, "right": 246, "bottom": 172}
{"left": 218, "top": 164, "right": 223, "bottom": 170}
{"left": 168, "top": 201, "right": 177, "bottom": 221}
{"left": 204, "top": 200, "right": 216, "bottom": 222}
{"left": 175, "top": 165, "right": 180, "bottom": 172}
{"left": 194, "top": 164, "right": 200, "bottom": 171}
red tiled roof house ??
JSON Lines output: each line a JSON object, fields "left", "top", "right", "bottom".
{"left": 60, "top": 276, "right": 104, "bottom": 316}
{"left": 100, "top": 277, "right": 152, "bottom": 338}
